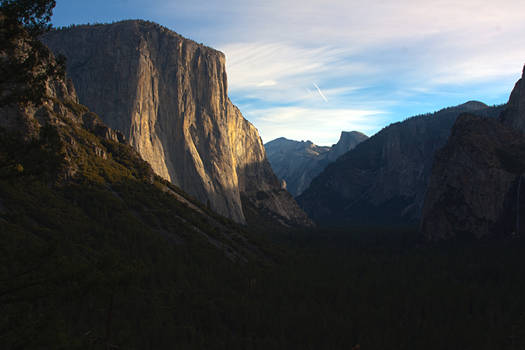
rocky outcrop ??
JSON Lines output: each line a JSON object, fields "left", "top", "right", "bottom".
{"left": 265, "top": 138, "right": 329, "bottom": 197}
{"left": 297, "top": 101, "right": 504, "bottom": 226}
{"left": 0, "top": 21, "right": 145, "bottom": 183}
{"left": 501, "top": 67, "right": 525, "bottom": 133}
{"left": 265, "top": 131, "right": 367, "bottom": 196}
{"left": 43, "top": 20, "right": 311, "bottom": 227}
{"left": 1, "top": 16, "right": 76, "bottom": 139}
{"left": 420, "top": 114, "right": 525, "bottom": 240}
{"left": 326, "top": 131, "right": 369, "bottom": 162}
{"left": 421, "top": 68, "right": 525, "bottom": 240}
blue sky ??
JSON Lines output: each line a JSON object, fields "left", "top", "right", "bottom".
{"left": 52, "top": 0, "right": 525, "bottom": 145}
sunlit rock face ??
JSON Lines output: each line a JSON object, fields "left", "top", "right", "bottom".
{"left": 265, "top": 131, "right": 368, "bottom": 197}
{"left": 43, "top": 20, "right": 312, "bottom": 227}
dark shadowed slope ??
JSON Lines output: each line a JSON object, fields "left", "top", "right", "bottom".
{"left": 420, "top": 114, "right": 525, "bottom": 239}
{"left": 422, "top": 67, "right": 525, "bottom": 240}
{"left": 298, "top": 101, "right": 505, "bottom": 226}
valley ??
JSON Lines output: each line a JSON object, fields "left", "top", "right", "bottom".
{"left": 2, "top": 1, "right": 525, "bottom": 349}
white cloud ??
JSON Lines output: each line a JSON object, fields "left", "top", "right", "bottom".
{"left": 222, "top": 43, "right": 358, "bottom": 87}
{"left": 257, "top": 80, "right": 277, "bottom": 87}
{"left": 158, "top": 0, "right": 525, "bottom": 49}
{"left": 221, "top": 41, "right": 374, "bottom": 108}
{"left": 427, "top": 47, "right": 525, "bottom": 86}
{"left": 209, "top": 0, "right": 525, "bottom": 92}
{"left": 244, "top": 107, "right": 385, "bottom": 145}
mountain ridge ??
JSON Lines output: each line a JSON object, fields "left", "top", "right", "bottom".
{"left": 297, "top": 101, "right": 505, "bottom": 226}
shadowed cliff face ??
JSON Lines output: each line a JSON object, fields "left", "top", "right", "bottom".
{"left": 421, "top": 68, "right": 525, "bottom": 240}
{"left": 420, "top": 114, "right": 525, "bottom": 240}
{"left": 297, "top": 101, "right": 504, "bottom": 226}
{"left": 501, "top": 67, "right": 525, "bottom": 133}
{"left": 43, "top": 20, "right": 311, "bottom": 227}
{"left": 265, "top": 131, "right": 368, "bottom": 197}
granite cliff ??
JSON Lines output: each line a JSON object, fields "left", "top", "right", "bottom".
{"left": 297, "top": 102, "right": 505, "bottom": 226}
{"left": 326, "top": 131, "right": 369, "bottom": 162}
{"left": 43, "top": 20, "right": 311, "bottom": 227}
{"left": 421, "top": 68, "right": 525, "bottom": 240}
{"left": 420, "top": 114, "right": 525, "bottom": 239}
{"left": 1, "top": 17, "right": 283, "bottom": 347}
{"left": 501, "top": 72, "right": 525, "bottom": 133}
{"left": 265, "top": 131, "right": 368, "bottom": 196}
{"left": 1, "top": 19, "right": 266, "bottom": 260}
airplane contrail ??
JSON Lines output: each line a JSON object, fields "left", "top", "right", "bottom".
{"left": 313, "top": 83, "right": 328, "bottom": 102}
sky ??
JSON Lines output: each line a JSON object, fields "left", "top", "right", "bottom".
{"left": 51, "top": 0, "right": 525, "bottom": 145}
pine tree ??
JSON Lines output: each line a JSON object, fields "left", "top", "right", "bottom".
{"left": 0, "top": 0, "right": 64, "bottom": 107}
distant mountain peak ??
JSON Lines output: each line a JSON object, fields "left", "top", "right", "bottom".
{"left": 266, "top": 137, "right": 291, "bottom": 144}
{"left": 265, "top": 131, "right": 367, "bottom": 196}
{"left": 329, "top": 131, "right": 369, "bottom": 161}
{"left": 336, "top": 130, "right": 368, "bottom": 145}
{"left": 340, "top": 130, "right": 367, "bottom": 136}
{"left": 458, "top": 100, "right": 488, "bottom": 110}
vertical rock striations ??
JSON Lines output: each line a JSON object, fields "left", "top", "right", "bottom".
{"left": 0, "top": 19, "right": 273, "bottom": 265}
{"left": 43, "top": 20, "right": 311, "bottom": 227}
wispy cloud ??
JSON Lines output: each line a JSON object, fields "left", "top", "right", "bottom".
{"left": 257, "top": 80, "right": 277, "bottom": 87}
{"left": 221, "top": 42, "right": 365, "bottom": 93}
{"left": 53, "top": 0, "right": 525, "bottom": 144}
{"left": 220, "top": 41, "right": 375, "bottom": 116}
